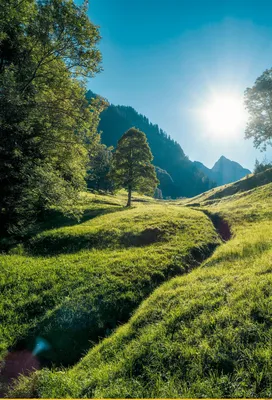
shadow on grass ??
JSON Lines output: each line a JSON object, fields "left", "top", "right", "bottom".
{"left": 4, "top": 206, "right": 126, "bottom": 255}
{"left": 1, "top": 205, "right": 125, "bottom": 254}
{"left": 26, "top": 225, "right": 167, "bottom": 256}
{"left": 37, "top": 205, "right": 124, "bottom": 232}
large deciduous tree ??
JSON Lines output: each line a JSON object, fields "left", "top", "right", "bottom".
{"left": 244, "top": 69, "right": 272, "bottom": 150}
{"left": 110, "top": 128, "right": 159, "bottom": 206}
{"left": 0, "top": 0, "right": 104, "bottom": 236}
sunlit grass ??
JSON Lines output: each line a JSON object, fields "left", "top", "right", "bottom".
{"left": 4, "top": 175, "right": 272, "bottom": 398}
{"left": 9, "top": 179, "right": 272, "bottom": 398}
{"left": 0, "top": 196, "right": 219, "bottom": 371}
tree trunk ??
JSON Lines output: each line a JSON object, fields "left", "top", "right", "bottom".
{"left": 127, "top": 186, "right": 132, "bottom": 207}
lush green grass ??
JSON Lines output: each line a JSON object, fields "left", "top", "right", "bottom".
{"left": 182, "top": 167, "right": 272, "bottom": 206}
{"left": 0, "top": 195, "right": 219, "bottom": 376}
{"left": 9, "top": 180, "right": 272, "bottom": 398}
{"left": 0, "top": 190, "right": 153, "bottom": 252}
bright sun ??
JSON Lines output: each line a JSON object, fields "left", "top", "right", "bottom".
{"left": 201, "top": 94, "right": 248, "bottom": 138}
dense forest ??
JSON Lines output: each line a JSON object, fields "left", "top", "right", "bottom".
{"left": 87, "top": 90, "right": 216, "bottom": 198}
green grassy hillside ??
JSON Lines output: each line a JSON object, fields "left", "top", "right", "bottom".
{"left": 183, "top": 167, "right": 272, "bottom": 206}
{"left": 3, "top": 174, "right": 272, "bottom": 398}
{"left": 0, "top": 192, "right": 220, "bottom": 394}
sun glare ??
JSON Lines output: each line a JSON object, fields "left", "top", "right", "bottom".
{"left": 201, "top": 93, "right": 248, "bottom": 139}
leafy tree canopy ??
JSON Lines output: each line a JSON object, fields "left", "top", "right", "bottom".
{"left": 0, "top": 0, "right": 104, "bottom": 236}
{"left": 110, "top": 128, "right": 159, "bottom": 206}
{"left": 245, "top": 69, "right": 272, "bottom": 150}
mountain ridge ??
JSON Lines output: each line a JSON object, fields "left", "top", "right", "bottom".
{"left": 87, "top": 90, "right": 250, "bottom": 195}
{"left": 194, "top": 155, "right": 251, "bottom": 186}
{"left": 87, "top": 90, "right": 214, "bottom": 198}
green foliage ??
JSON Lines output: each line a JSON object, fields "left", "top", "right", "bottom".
{"left": 110, "top": 128, "right": 159, "bottom": 206}
{"left": 254, "top": 159, "right": 272, "bottom": 174}
{"left": 245, "top": 69, "right": 272, "bottom": 150}
{"left": 87, "top": 143, "right": 113, "bottom": 191}
{"left": 0, "top": 0, "right": 103, "bottom": 236}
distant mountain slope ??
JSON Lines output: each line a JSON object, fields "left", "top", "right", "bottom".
{"left": 87, "top": 90, "right": 215, "bottom": 198}
{"left": 186, "top": 167, "right": 272, "bottom": 205}
{"left": 212, "top": 155, "right": 251, "bottom": 185}
{"left": 194, "top": 156, "right": 251, "bottom": 186}
{"left": 193, "top": 161, "right": 214, "bottom": 180}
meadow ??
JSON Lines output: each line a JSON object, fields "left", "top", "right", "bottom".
{"left": 1, "top": 172, "right": 272, "bottom": 398}
{"left": 2, "top": 0, "right": 272, "bottom": 397}
{"left": 0, "top": 191, "right": 220, "bottom": 393}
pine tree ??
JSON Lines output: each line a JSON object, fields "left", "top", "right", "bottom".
{"left": 110, "top": 128, "right": 159, "bottom": 206}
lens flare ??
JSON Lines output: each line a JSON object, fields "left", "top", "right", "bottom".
{"left": 32, "top": 337, "right": 51, "bottom": 356}
{"left": 200, "top": 93, "right": 248, "bottom": 139}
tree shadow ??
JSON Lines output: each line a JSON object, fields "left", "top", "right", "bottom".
{"left": 38, "top": 204, "right": 124, "bottom": 231}
{"left": 27, "top": 225, "right": 167, "bottom": 257}
{"left": 5, "top": 205, "right": 126, "bottom": 255}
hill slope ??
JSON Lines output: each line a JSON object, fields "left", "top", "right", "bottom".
{"left": 8, "top": 171, "right": 272, "bottom": 398}
{"left": 185, "top": 167, "right": 272, "bottom": 205}
{"left": 87, "top": 91, "right": 215, "bottom": 198}
{"left": 0, "top": 192, "right": 220, "bottom": 395}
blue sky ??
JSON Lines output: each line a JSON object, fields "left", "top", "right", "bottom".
{"left": 85, "top": 0, "right": 272, "bottom": 169}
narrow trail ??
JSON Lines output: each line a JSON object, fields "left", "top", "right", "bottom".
{"left": 0, "top": 208, "right": 232, "bottom": 396}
